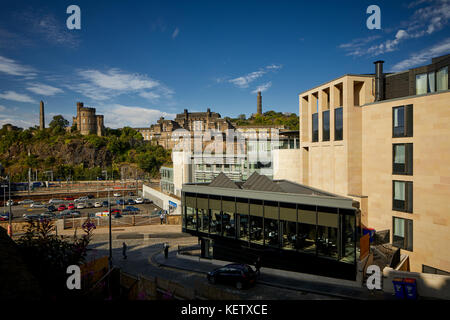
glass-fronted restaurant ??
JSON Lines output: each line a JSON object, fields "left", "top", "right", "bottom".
{"left": 181, "top": 173, "right": 361, "bottom": 280}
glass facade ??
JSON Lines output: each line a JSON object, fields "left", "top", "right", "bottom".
{"left": 437, "top": 66, "right": 448, "bottom": 91}
{"left": 312, "top": 113, "right": 319, "bottom": 142}
{"left": 334, "top": 107, "right": 343, "bottom": 141}
{"left": 182, "top": 192, "right": 358, "bottom": 263}
{"left": 322, "top": 110, "right": 330, "bottom": 141}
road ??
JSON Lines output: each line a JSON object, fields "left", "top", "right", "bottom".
{"left": 84, "top": 225, "right": 340, "bottom": 300}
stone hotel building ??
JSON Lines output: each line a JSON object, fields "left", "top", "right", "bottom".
{"left": 297, "top": 54, "right": 450, "bottom": 274}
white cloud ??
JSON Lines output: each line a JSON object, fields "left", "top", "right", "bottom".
{"left": 96, "top": 104, "right": 176, "bottom": 128}
{"left": 26, "top": 83, "right": 63, "bottom": 96}
{"left": 229, "top": 71, "right": 265, "bottom": 88}
{"left": 252, "top": 82, "right": 272, "bottom": 94}
{"left": 340, "top": 0, "right": 450, "bottom": 56}
{"left": 0, "top": 55, "right": 36, "bottom": 77}
{"left": 71, "top": 68, "right": 174, "bottom": 102}
{"left": 0, "top": 91, "right": 36, "bottom": 103}
{"left": 391, "top": 38, "right": 450, "bottom": 71}
{"left": 172, "top": 27, "right": 179, "bottom": 39}
{"left": 228, "top": 65, "right": 282, "bottom": 89}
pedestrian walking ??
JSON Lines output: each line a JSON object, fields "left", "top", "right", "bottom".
{"left": 164, "top": 243, "right": 169, "bottom": 259}
{"left": 254, "top": 256, "right": 261, "bottom": 278}
{"left": 122, "top": 242, "right": 127, "bottom": 260}
{"left": 160, "top": 211, "right": 165, "bottom": 224}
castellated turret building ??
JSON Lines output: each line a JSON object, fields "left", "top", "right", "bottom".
{"left": 72, "top": 102, "right": 104, "bottom": 136}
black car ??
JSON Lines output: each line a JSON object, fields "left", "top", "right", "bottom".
{"left": 47, "top": 205, "right": 56, "bottom": 212}
{"left": 207, "top": 264, "right": 257, "bottom": 289}
{"left": 87, "top": 194, "right": 95, "bottom": 199}
{"left": 102, "top": 200, "right": 109, "bottom": 207}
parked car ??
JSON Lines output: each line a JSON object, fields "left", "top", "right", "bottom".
{"left": 125, "top": 206, "right": 139, "bottom": 212}
{"left": 23, "top": 214, "right": 41, "bottom": 221}
{"left": 19, "top": 199, "right": 34, "bottom": 205}
{"left": 76, "top": 203, "right": 85, "bottom": 209}
{"left": 102, "top": 200, "right": 109, "bottom": 207}
{"left": 40, "top": 213, "right": 56, "bottom": 220}
{"left": 126, "top": 199, "right": 135, "bottom": 205}
{"left": 64, "top": 196, "right": 75, "bottom": 201}
{"left": 69, "top": 211, "right": 81, "bottom": 217}
{"left": 116, "top": 199, "right": 125, "bottom": 205}
{"left": 113, "top": 193, "right": 122, "bottom": 197}
{"left": 143, "top": 198, "right": 152, "bottom": 204}
{"left": 85, "top": 202, "right": 94, "bottom": 208}
{"left": 111, "top": 209, "right": 121, "bottom": 215}
{"left": 6, "top": 200, "right": 14, "bottom": 206}
{"left": 75, "top": 196, "right": 88, "bottom": 202}
{"left": 135, "top": 198, "right": 144, "bottom": 204}
{"left": 95, "top": 211, "right": 109, "bottom": 217}
{"left": 207, "top": 264, "right": 257, "bottom": 289}
{"left": 57, "top": 204, "right": 67, "bottom": 211}
{"left": 113, "top": 212, "right": 122, "bottom": 219}
{"left": 30, "top": 202, "right": 46, "bottom": 208}
{"left": 48, "top": 199, "right": 64, "bottom": 204}
{"left": 0, "top": 215, "right": 8, "bottom": 221}
{"left": 47, "top": 205, "right": 56, "bottom": 212}
{"left": 128, "top": 192, "right": 134, "bottom": 196}
{"left": 94, "top": 201, "right": 102, "bottom": 208}
{"left": 87, "top": 194, "right": 95, "bottom": 199}
{"left": 67, "top": 203, "right": 75, "bottom": 210}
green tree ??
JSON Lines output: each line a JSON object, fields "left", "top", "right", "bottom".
{"left": 49, "top": 115, "right": 69, "bottom": 134}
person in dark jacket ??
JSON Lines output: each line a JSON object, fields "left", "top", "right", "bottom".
{"left": 122, "top": 242, "right": 127, "bottom": 260}
{"left": 254, "top": 256, "right": 261, "bottom": 277}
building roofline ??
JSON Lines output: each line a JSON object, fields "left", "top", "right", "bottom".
{"left": 298, "top": 74, "right": 374, "bottom": 97}
{"left": 361, "top": 89, "right": 450, "bottom": 107}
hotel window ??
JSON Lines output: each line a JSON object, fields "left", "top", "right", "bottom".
{"left": 393, "top": 143, "right": 413, "bottom": 175}
{"left": 322, "top": 110, "right": 330, "bottom": 141}
{"left": 393, "top": 105, "right": 413, "bottom": 137}
{"left": 312, "top": 113, "right": 319, "bottom": 142}
{"left": 437, "top": 66, "right": 448, "bottom": 91}
{"left": 416, "top": 73, "right": 436, "bottom": 95}
{"left": 334, "top": 107, "right": 343, "bottom": 141}
{"left": 393, "top": 217, "right": 413, "bottom": 251}
{"left": 393, "top": 180, "right": 413, "bottom": 213}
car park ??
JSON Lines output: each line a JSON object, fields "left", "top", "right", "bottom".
{"left": 40, "top": 213, "right": 56, "bottom": 220}
{"left": 87, "top": 195, "right": 95, "bottom": 199}
{"left": 23, "top": 214, "right": 41, "bottom": 221}
{"left": 111, "top": 209, "right": 121, "bottom": 215}
{"left": 113, "top": 193, "right": 121, "bottom": 197}
{"left": 76, "top": 203, "right": 85, "bottom": 209}
{"left": 113, "top": 212, "right": 122, "bottom": 219}
{"left": 126, "top": 199, "right": 135, "bottom": 205}
{"left": 67, "top": 203, "right": 75, "bottom": 210}
{"left": 47, "top": 205, "right": 56, "bottom": 212}
{"left": 19, "top": 199, "right": 34, "bottom": 205}
{"left": 207, "top": 264, "right": 257, "bottom": 290}
{"left": 94, "top": 201, "right": 102, "bottom": 208}
{"left": 116, "top": 199, "right": 125, "bottom": 205}
{"left": 57, "top": 204, "right": 67, "bottom": 211}
{"left": 135, "top": 198, "right": 143, "bottom": 204}
{"left": 85, "top": 202, "right": 94, "bottom": 208}
{"left": 64, "top": 196, "right": 75, "bottom": 201}
{"left": 102, "top": 200, "right": 109, "bottom": 207}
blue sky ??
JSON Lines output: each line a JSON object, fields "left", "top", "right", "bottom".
{"left": 0, "top": 0, "right": 449, "bottom": 128}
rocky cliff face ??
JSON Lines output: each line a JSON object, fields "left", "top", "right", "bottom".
{"left": 5, "top": 139, "right": 113, "bottom": 168}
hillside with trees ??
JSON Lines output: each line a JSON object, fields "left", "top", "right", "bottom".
{"left": 0, "top": 115, "right": 171, "bottom": 182}
{"left": 227, "top": 110, "right": 299, "bottom": 130}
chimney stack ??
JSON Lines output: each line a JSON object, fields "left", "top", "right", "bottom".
{"left": 374, "top": 60, "right": 385, "bottom": 102}
{"left": 257, "top": 91, "right": 262, "bottom": 115}
{"left": 39, "top": 100, "right": 45, "bottom": 130}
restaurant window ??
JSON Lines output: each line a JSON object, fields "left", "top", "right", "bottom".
{"left": 198, "top": 208, "right": 209, "bottom": 233}
{"left": 280, "top": 203, "right": 297, "bottom": 251}
{"left": 222, "top": 212, "right": 235, "bottom": 238}
{"left": 393, "top": 217, "right": 413, "bottom": 251}
{"left": 186, "top": 207, "right": 197, "bottom": 231}
{"left": 297, "top": 204, "right": 317, "bottom": 254}
{"left": 237, "top": 214, "right": 249, "bottom": 241}
{"left": 210, "top": 210, "right": 221, "bottom": 235}
{"left": 341, "top": 213, "right": 356, "bottom": 263}
{"left": 317, "top": 207, "right": 339, "bottom": 259}
{"left": 393, "top": 143, "right": 413, "bottom": 175}
{"left": 322, "top": 110, "right": 330, "bottom": 141}
{"left": 393, "top": 180, "right": 413, "bottom": 213}
{"left": 312, "top": 113, "right": 319, "bottom": 142}
{"left": 393, "top": 105, "right": 413, "bottom": 138}
{"left": 334, "top": 107, "right": 343, "bottom": 141}
{"left": 437, "top": 66, "right": 448, "bottom": 91}
{"left": 250, "top": 216, "right": 263, "bottom": 245}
